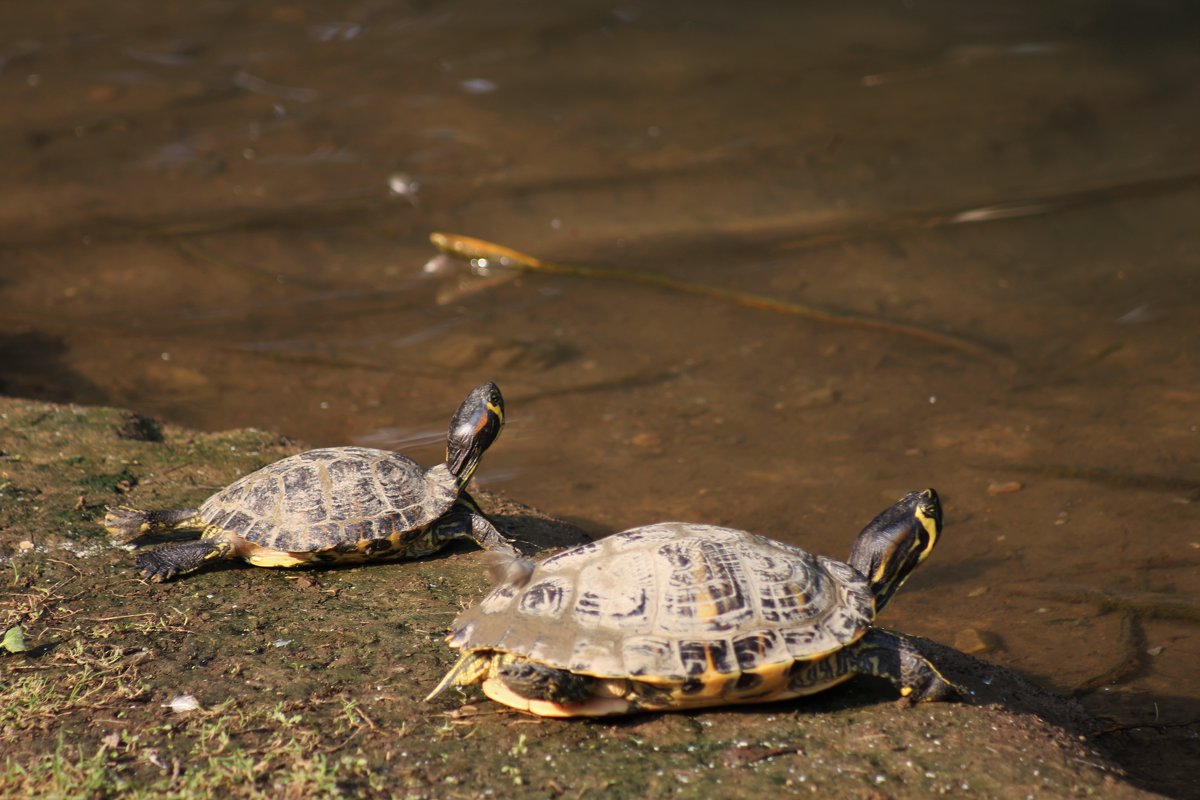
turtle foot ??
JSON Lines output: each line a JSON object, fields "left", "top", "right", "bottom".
{"left": 104, "top": 506, "right": 202, "bottom": 543}
{"left": 135, "top": 540, "right": 222, "bottom": 582}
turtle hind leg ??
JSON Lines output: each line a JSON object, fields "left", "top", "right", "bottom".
{"left": 845, "top": 628, "right": 966, "bottom": 704}
{"left": 135, "top": 535, "right": 234, "bottom": 582}
{"left": 104, "top": 506, "right": 203, "bottom": 543}
{"left": 496, "top": 658, "right": 595, "bottom": 704}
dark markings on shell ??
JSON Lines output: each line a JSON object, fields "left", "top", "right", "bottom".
{"left": 242, "top": 520, "right": 276, "bottom": 547}
{"left": 203, "top": 507, "right": 234, "bottom": 532}
{"left": 374, "top": 516, "right": 398, "bottom": 541}
{"left": 365, "top": 538, "right": 393, "bottom": 554}
{"left": 657, "top": 539, "right": 751, "bottom": 634}
{"left": 242, "top": 482, "right": 279, "bottom": 518}
{"left": 280, "top": 464, "right": 327, "bottom": 524}
{"left": 620, "top": 636, "right": 675, "bottom": 676}
{"left": 733, "top": 672, "right": 763, "bottom": 691}
{"left": 342, "top": 519, "right": 375, "bottom": 544}
{"left": 574, "top": 590, "right": 602, "bottom": 620}
{"left": 307, "top": 523, "right": 340, "bottom": 551}
{"left": 373, "top": 457, "right": 425, "bottom": 513}
{"left": 732, "top": 630, "right": 780, "bottom": 670}
{"left": 518, "top": 579, "right": 569, "bottom": 618}
{"left": 739, "top": 550, "right": 794, "bottom": 582}
{"left": 328, "top": 457, "right": 386, "bottom": 519}
{"left": 782, "top": 628, "right": 820, "bottom": 652}
{"left": 616, "top": 588, "right": 649, "bottom": 621}
{"left": 679, "top": 639, "right": 735, "bottom": 676}
{"left": 680, "top": 678, "right": 704, "bottom": 695}
{"left": 333, "top": 536, "right": 361, "bottom": 554}
{"left": 448, "top": 623, "right": 474, "bottom": 648}
{"left": 223, "top": 511, "right": 255, "bottom": 539}
{"left": 758, "top": 578, "right": 825, "bottom": 625}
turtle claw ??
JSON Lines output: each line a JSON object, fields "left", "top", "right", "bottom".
{"left": 899, "top": 674, "right": 968, "bottom": 705}
{"left": 104, "top": 506, "right": 153, "bottom": 543}
{"left": 134, "top": 540, "right": 223, "bottom": 582}
{"left": 135, "top": 550, "right": 178, "bottom": 582}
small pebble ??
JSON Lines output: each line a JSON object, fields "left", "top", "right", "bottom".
{"left": 630, "top": 432, "right": 662, "bottom": 448}
{"left": 986, "top": 480, "right": 1022, "bottom": 495}
{"left": 166, "top": 694, "right": 201, "bottom": 714}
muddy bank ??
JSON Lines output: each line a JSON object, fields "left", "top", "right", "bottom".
{"left": 0, "top": 397, "right": 1157, "bottom": 797}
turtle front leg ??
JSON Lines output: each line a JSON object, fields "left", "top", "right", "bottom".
{"left": 468, "top": 513, "right": 518, "bottom": 556}
{"left": 135, "top": 533, "right": 235, "bottom": 582}
{"left": 104, "top": 506, "right": 204, "bottom": 543}
{"left": 433, "top": 498, "right": 518, "bottom": 556}
{"left": 844, "top": 628, "right": 966, "bottom": 704}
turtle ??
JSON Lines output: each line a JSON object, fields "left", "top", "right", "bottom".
{"left": 104, "top": 382, "right": 516, "bottom": 582}
{"left": 426, "top": 488, "right": 964, "bottom": 717}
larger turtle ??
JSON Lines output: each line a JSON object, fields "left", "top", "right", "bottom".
{"left": 427, "top": 489, "right": 963, "bottom": 717}
{"left": 105, "top": 382, "right": 515, "bottom": 582}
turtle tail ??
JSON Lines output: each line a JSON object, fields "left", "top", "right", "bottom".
{"left": 425, "top": 652, "right": 492, "bottom": 702}
{"left": 103, "top": 506, "right": 203, "bottom": 543}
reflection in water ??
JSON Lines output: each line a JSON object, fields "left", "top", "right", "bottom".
{"left": 1, "top": 1, "right": 1199, "bottom": 793}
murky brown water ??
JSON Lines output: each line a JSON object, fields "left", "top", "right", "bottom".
{"left": 3, "top": 0, "right": 1198, "bottom": 784}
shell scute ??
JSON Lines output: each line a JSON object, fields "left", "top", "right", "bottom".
{"left": 328, "top": 457, "right": 386, "bottom": 519}
{"left": 679, "top": 639, "right": 736, "bottom": 676}
{"left": 516, "top": 577, "right": 573, "bottom": 619}
{"left": 280, "top": 464, "right": 328, "bottom": 524}
{"left": 732, "top": 629, "right": 786, "bottom": 670}
{"left": 619, "top": 636, "right": 677, "bottom": 678}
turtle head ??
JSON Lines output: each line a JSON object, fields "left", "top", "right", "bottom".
{"left": 445, "top": 382, "right": 505, "bottom": 484}
{"left": 847, "top": 488, "right": 942, "bottom": 614}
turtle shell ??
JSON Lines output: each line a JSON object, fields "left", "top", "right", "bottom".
{"left": 447, "top": 522, "right": 876, "bottom": 683}
{"left": 198, "top": 447, "right": 458, "bottom": 553}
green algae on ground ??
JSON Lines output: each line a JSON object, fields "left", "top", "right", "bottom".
{"left": 0, "top": 397, "right": 1156, "bottom": 798}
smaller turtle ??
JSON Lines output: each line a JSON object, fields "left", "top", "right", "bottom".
{"left": 427, "top": 489, "right": 963, "bottom": 717}
{"left": 105, "top": 382, "right": 515, "bottom": 582}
